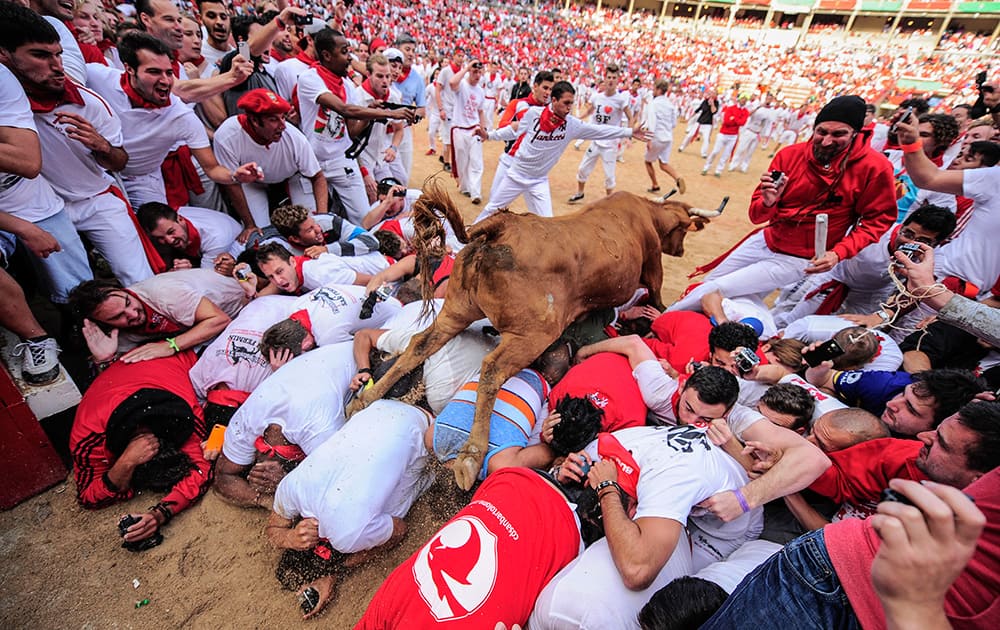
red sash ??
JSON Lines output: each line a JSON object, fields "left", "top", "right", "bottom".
{"left": 253, "top": 435, "right": 305, "bottom": 462}
{"left": 206, "top": 388, "right": 250, "bottom": 408}
{"left": 105, "top": 185, "right": 168, "bottom": 274}
{"left": 160, "top": 146, "right": 205, "bottom": 210}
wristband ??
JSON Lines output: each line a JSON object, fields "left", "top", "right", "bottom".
{"left": 596, "top": 480, "right": 621, "bottom": 495}
{"left": 357, "top": 367, "right": 373, "bottom": 374}
{"left": 734, "top": 487, "right": 751, "bottom": 513}
{"left": 165, "top": 337, "right": 180, "bottom": 354}
{"left": 390, "top": 144, "right": 399, "bottom": 151}
{"left": 274, "top": 15, "right": 285, "bottom": 29}
{"left": 901, "top": 140, "right": 923, "bottom": 154}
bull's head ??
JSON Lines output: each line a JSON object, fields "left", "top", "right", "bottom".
{"left": 659, "top": 197, "right": 727, "bottom": 257}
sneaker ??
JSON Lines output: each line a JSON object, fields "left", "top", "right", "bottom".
{"left": 714, "top": 172, "right": 721, "bottom": 178}
{"left": 462, "top": 191, "right": 471, "bottom": 197}
{"left": 617, "top": 156, "right": 625, "bottom": 163}
{"left": 647, "top": 186, "right": 661, "bottom": 193}
{"left": 700, "top": 169, "right": 707, "bottom": 176}
{"left": 443, "top": 163, "right": 451, "bottom": 172}
{"left": 12, "top": 337, "right": 60, "bottom": 386}
{"left": 568, "top": 192, "right": 585, "bottom": 203}
{"left": 676, "top": 177, "right": 686, "bottom": 194}
{"left": 471, "top": 197, "right": 481, "bottom": 205}
{"left": 438, "top": 155, "right": 446, "bottom": 164}
{"left": 425, "top": 148, "right": 436, "bottom": 156}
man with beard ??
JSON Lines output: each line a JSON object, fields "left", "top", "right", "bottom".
{"left": 135, "top": 202, "right": 242, "bottom": 271}
{"left": 701, "top": 401, "right": 1000, "bottom": 630}
{"left": 389, "top": 34, "right": 426, "bottom": 181}
{"left": 68, "top": 269, "right": 246, "bottom": 366}
{"left": 196, "top": 0, "right": 232, "bottom": 76}
{"left": 487, "top": 69, "right": 553, "bottom": 200}
{"left": 296, "top": 29, "right": 415, "bottom": 225}
{"left": 213, "top": 89, "right": 327, "bottom": 226}
{"left": 70, "top": 352, "right": 212, "bottom": 546}
{"left": 669, "top": 95, "right": 898, "bottom": 313}
{"left": 27, "top": 0, "right": 87, "bottom": 85}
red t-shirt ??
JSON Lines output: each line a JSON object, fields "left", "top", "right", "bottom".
{"left": 355, "top": 468, "right": 580, "bottom": 629}
{"left": 808, "top": 438, "right": 925, "bottom": 506}
{"left": 548, "top": 353, "right": 647, "bottom": 432}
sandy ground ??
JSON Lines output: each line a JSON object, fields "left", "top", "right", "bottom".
{"left": 0, "top": 117, "right": 770, "bottom": 629}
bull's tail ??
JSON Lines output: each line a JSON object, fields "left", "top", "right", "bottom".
{"left": 411, "top": 179, "right": 471, "bottom": 311}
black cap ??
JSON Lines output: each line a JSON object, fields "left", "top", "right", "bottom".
{"left": 814, "top": 95, "right": 867, "bottom": 132}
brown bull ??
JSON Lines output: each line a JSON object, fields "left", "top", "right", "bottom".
{"left": 348, "top": 183, "right": 722, "bottom": 489}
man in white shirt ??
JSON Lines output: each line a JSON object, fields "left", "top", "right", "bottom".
{"left": 295, "top": 29, "right": 414, "bottom": 226}
{"left": 28, "top": 0, "right": 87, "bottom": 85}
{"left": 355, "top": 54, "right": 406, "bottom": 190}
{"left": 250, "top": 242, "right": 372, "bottom": 296}
{"left": 448, "top": 58, "right": 487, "bottom": 204}
{"left": 475, "top": 81, "right": 649, "bottom": 222}
{"left": 86, "top": 33, "right": 262, "bottom": 232}
{"left": 643, "top": 79, "right": 686, "bottom": 195}
{"left": 136, "top": 202, "right": 243, "bottom": 271}
{"left": 4, "top": 6, "right": 155, "bottom": 287}
{"left": 213, "top": 88, "right": 327, "bottom": 227}
{"left": 434, "top": 49, "right": 466, "bottom": 173}
{"left": 569, "top": 64, "right": 635, "bottom": 204}
{"left": 196, "top": 0, "right": 233, "bottom": 75}
{"left": 728, "top": 99, "right": 773, "bottom": 173}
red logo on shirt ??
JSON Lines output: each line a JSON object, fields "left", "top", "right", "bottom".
{"left": 413, "top": 516, "right": 498, "bottom": 621}
{"left": 603, "top": 106, "right": 613, "bottom": 114}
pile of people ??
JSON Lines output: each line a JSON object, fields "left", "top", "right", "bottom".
{"left": 1, "top": 0, "right": 999, "bottom": 628}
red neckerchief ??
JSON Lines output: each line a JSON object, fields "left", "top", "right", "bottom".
{"left": 97, "top": 38, "right": 115, "bottom": 53}
{"left": 237, "top": 113, "right": 273, "bottom": 147}
{"left": 120, "top": 72, "right": 167, "bottom": 109}
{"left": 253, "top": 435, "right": 305, "bottom": 462}
{"left": 292, "top": 255, "right": 309, "bottom": 294}
{"left": 313, "top": 63, "right": 346, "bottom": 101}
{"left": 397, "top": 65, "right": 411, "bottom": 83}
{"left": 124, "top": 289, "right": 184, "bottom": 335}
{"left": 288, "top": 309, "right": 313, "bottom": 333}
{"left": 538, "top": 105, "right": 566, "bottom": 133}
{"left": 596, "top": 433, "right": 640, "bottom": 500}
{"left": 449, "top": 62, "right": 461, "bottom": 74}
{"left": 525, "top": 94, "right": 542, "bottom": 107}
{"left": 27, "top": 79, "right": 86, "bottom": 113}
{"left": 179, "top": 215, "right": 202, "bottom": 258}
{"left": 270, "top": 48, "right": 291, "bottom": 63}
{"left": 189, "top": 54, "right": 206, "bottom": 68}
{"left": 360, "top": 77, "right": 385, "bottom": 101}
{"left": 670, "top": 374, "right": 690, "bottom": 421}
{"left": 295, "top": 50, "right": 315, "bottom": 66}
{"left": 170, "top": 50, "right": 181, "bottom": 78}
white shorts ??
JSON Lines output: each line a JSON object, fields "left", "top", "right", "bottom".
{"left": 645, "top": 139, "right": 673, "bottom": 164}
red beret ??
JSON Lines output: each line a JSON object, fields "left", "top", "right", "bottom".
{"left": 237, "top": 89, "right": 291, "bottom": 115}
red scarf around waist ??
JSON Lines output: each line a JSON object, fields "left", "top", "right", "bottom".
{"left": 160, "top": 146, "right": 205, "bottom": 209}
{"left": 27, "top": 79, "right": 86, "bottom": 113}
{"left": 105, "top": 185, "right": 168, "bottom": 274}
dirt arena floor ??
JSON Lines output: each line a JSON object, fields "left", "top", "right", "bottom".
{"left": 0, "top": 118, "right": 769, "bottom": 629}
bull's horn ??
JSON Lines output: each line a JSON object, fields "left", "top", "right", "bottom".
{"left": 687, "top": 196, "right": 729, "bottom": 218}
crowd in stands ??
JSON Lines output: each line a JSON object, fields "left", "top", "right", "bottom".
{"left": 2, "top": 0, "right": 1000, "bottom": 627}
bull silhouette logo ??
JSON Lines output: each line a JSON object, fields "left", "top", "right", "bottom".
{"left": 309, "top": 286, "right": 348, "bottom": 312}
{"left": 226, "top": 335, "right": 264, "bottom": 366}
{"left": 412, "top": 515, "right": 499, "bottom": 621}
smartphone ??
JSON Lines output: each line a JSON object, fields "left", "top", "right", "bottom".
{"left": 770, "top": 170, "right": 785, "bottom": 186}
{"left": 976, "top": 70, "right": 988, "bottom": 87}
{"left": 299, "top": 586, "right": 320, "bottom": 614}
{"left": 237, "top": 40, "right": 251, "bottom": 61}
{"left": 880, "top": 487, "right": 914, "bottom": 506}
{"left": 291, "top": 13, "right": 315, "bottom": 26}
{"left": 392, "top": 188, "right": 406, "bottom": 198}
{"left": 895, "top": 242, "right": 922, "bottom": 264}
{"left": 205, "top": 424, "right": 226, "bottom": 452}
{"left": 890, "top": 107, "right": 913, "bottom": 134}
{"left": 803, "top": 338, "right": 846, "bottom": 368}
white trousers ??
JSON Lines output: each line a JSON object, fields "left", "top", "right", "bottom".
{"left": 668, "top": 231, "right": 810, "bottom": 312}
{"left": 576, "top": 143, "right": 618, "bottom": 190}
{"left": 704, "top": 132, "right": 738, "bottom": 174}
{"left": 323, "top": 160, "right": 372, "bottom": 226}
{"left": 64, "top": 191, "right": 153, "bottom": 286}
{"left": 475, "top": 168, "right": 552, "bottom": 222}
{"left": 682, "top": 122, "right": 713, "bottom": 156}
{"left": 728, "top": 128, "right": 760, "bottom": 172}
{"left": 452, "top": 127, "right": 484, "bottom": 197}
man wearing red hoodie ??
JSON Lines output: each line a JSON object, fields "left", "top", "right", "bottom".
{"left": 669, "top": 95, "right": 897, "bottom": 313}
{"left": 702, "top": 95, "right": 749, "bottom": 177}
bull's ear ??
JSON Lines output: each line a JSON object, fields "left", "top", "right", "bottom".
{"left": 687, "top": 216, "right": 708, "bottom": 231}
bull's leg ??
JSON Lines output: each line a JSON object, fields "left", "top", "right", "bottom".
{"left": 453, "top": 331, "right": 559, "bottom": 490}
{"left": 346, "top": 305, "right": 481, "bottom": 417}
{"left": 640, "top": 253, "right": 666, "bottom": 311}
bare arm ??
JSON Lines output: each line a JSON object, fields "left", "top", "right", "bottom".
{"left": 309, "top": 171, "right": 329, "bottom": 214}
{"left": 351, "top": 327, "right": 386, "bottom": 390}
{"left": 316, "top": 91, "right": 415, "bottom": 124}
{"left": 0, "top": 126, "right": 42, "bottom": 177}
{"left": 576, "top": 334, "right": 656, "bottom": 369}
{"left": 172, "top": 60, "right": 252, "bottom": 104}
{"left": 896, "top": 120, "right": 964, "bottom": 195}
{"left": 213, "top": 454, "right": 264, "bottom": 508}
{"left": 738, "top": 419, "right": 831, "bottom": 508}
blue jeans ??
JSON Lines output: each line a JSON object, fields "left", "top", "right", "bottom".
{"left": 701, "top": 528, "right": 861, "bottom": 630}
{"left": 27, "top": 209, "right": 93, "bottom": 304}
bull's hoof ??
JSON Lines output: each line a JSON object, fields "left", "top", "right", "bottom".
{"left": 453, "top": 444, "right": 484, "bottom": 491}
{"left": 345, "top": 395, "right": 368, "bottom": 419}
